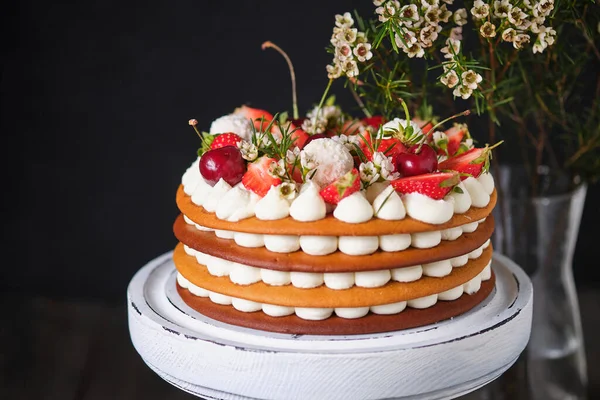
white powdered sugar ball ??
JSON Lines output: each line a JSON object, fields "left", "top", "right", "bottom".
{"left": 209, "top": 114, "right": 254, "bottom": 141}
{"left": 301, "top": 138, "right": 354, "bottom": 187}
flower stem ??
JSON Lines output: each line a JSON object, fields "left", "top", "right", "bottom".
{"left": 262, "top": 41, "right": 299, "bottom": 119}
{"left": 313, "top": 79, "right": 333, "bottom": 128}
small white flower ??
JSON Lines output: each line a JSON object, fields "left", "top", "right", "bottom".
{"left": 534, "top": 0, "right": 554, "bottom": 18}
{"left": 432, "top": 131, "right": 449, "bottom": 152}
{"left": 480, "top": 21, "right": 497, "bottom": 38}
{"left": 343, "top": 59, "right": 360, "bottom": 77}
{"left": 326, "top": 63, "right": 342, "bottom": 79}
{"left": 335, "top": 12, "right": 354, "bottom": 29}
{"left": 440, "top": 69, "right": 459, "bottom": 88}
{"left": 405, "top": 42, "right": 425, "bottom": 58}
{"left": 453, "top": 8, "right": 468, "bottom": 26}
{"left": 440, "top": 38, "right": 461, "bottom": 59}
{"left": 279, "top": 182, "right": 298, "bottom": 200}
{"left": 493, "top": 0, "right": 512, "bottom": 18}
{"left": 335, "top": 42, "right": 354, "bottom": 61}
{"left": 359, "top": 161, "right": 380, "bottom": 185}
{"left": 339, "top": 27, "right": 358, "bottom": 44}
{"left": 399, "top": 4, "right": 420, "bottom": 26}
{"left": 508, "top": 7, "right": 527, "bottom": 26}
{"left": 419, "top": 25, "right": 439, "bottom": 47}
{"left": 502, "top": 28, "right": 517, "bottom": 42}
{"left": 373, "top": 0, "right": 385, "bottom": 6}
{"left": 353, "top": 42, "right": 373, "bottom": 62}
{"left": 462, "top": 70, "right": 483, "bottom": 90}
{"left": 470, "top": 0, "right": 490, "bottom": 20}
{"left": 421, "top": 0, "right": 440, "bottom": 10}
{"left": 453, "top": 84, "right": 473, "bottom": 100}
{"left": 300, "top": 152, "right": 316, "bottom": 172}
{"left": 539, "top": 26, "right": 556, "bottom": 46}
{"left": 237, "top": 140, "right": 258, "bottom": 161}
{"left": 441, "top": 0, "right": 454, "bottom": 4}
{"left": 450, "top": 26, "right": 463, "bottom": 41}
{"left": 394, "top": 30, "right": 417, "bottom": 49}
{"left": 376, "top": 6, "right": 388, "bottom": 22}
{"left": 286, "top": 146, "right": 301, "bottom": 165}
{"left": 269, "top": 159, "right": 287, "bottom": 178}
{"left": 356, "top": 32, "right": 368, "bottom": 44}
{"left": 513, "top": 33, "right": 531, "bottom": 50}
{"left": 439, "top": 4, "right": 453, "bottom": 22}
{"left": 425, "top": 7, "right": 441, "bottom": 26}
{"left": 532, "top": 37, "right": 547, "bottom": 54}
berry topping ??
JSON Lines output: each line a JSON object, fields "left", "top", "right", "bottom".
{"left": 242, "top": 156, "right": 283, "bottom": 197}
{"left": 438, "top": 144, "right": 497, "bottom": 179}
{"left": 394, "top": 144, "right": 438, "bottom": 177}
{"left": 444, "top": 124, "right": 469, "bottom": 156}
{"left": 362, "top": 115, "right": 386, "bottom": 129}
{"left": 319, "top": 168, "right": 360, "bottom": 204}
{"left": 234, "top": 105, "right": 274, "bottom": 131}
{"left": 199, "top": 146, "right": 247, "bottom": 187}
{"left": 377, "top": 138, "right": 408, "bottom": 157}
{"left": 210, "top": 133, "right": 243, "bottom": 150}
{"left": 391, "top": 172, "right": 460, "bottom": 200}
{"left": 412, "top": 117, "right": 434, "bottom": 135}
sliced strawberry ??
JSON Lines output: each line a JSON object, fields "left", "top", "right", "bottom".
{"left": 341, "top": 119, "right": 365, "bottom": 136}
{"left": 391, "top": 172, "right": 460, "bottom": 200}
{"left": 362, "top": 115, "right": 386, "bottom": 129}
{"left": 319, "top": 168, "right": 360, "bottom": 204}
{"left": 270, "top": 119, "right": 309, "bottom": 149}
{"left": 438, "top": 146, "right": 491, "bottom": 179}
{"left": 210, "top": 132, "right": 243, "bottom": 150}
{"left": 241, "top": 156, "right": 282, "bottom": 197}
{"left": 377, "top": 138, "right": 407, "bottom": 157}
{"left": 234, "top": 105, "right": 274, "bottom": 131}
{"left": 412, "top": 118, "right": 434, "bottom": 136}
{"left": 445, "top": 124, "right": 469, "bottom": 156}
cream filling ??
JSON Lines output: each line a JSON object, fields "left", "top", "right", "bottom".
{"left": 183, "top": 215, "right": 487, "bottom": 255}
{"left": 176, "top": 260, "right": 492, "bottom": 321}
{"left": 182, "top": 239, "right": 491, "bottom": 290}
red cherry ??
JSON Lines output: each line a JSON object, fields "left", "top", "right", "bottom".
{"left": 302, "top": 133, "right": 327, "bottom": 149}
{"left": 394, "top": 144, "right": 438, "bottom": 177}
{"left": 199, "top": 146, "right": 247, "bottom": 186}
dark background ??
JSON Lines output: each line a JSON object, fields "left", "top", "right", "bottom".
{"left": 2, "top": 0, "right": 598, "bottom": 303}
{"left": 1, "top": 1, "right": 599, "bottom": 399}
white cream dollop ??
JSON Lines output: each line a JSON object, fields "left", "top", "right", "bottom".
{"left": 371, "top": 301, "right": 407, "bottom": 315}
{"left": 295, "top": 307, "right": 333, "bottom": 321}
{"left": 264, "top": 235, "right": 300, "bottom": 253}
{"left": 262, "top": 304, "right": 294, "bottom": 317}
{"left": 323, "top": 272, "right": 355, "bottom": 290}
{"left": 190, "top": 173, "right": 214, "bottom": 207}
{"left": 411, "top": 231, "right": 442, "bottom": 249}
{"left": 335, "top": 307, "right": 370, "bottom": 319}
{"left": 463, "top": 177, "right": 490, "bottom": 208}
{"left": 407, "top": 294, "right": 438, "bottom": 309}
{"left": 334, "top": 191, "right": 374, "bottom": 223}
{"left": 402, "top": 193, "right": 454, "bottom": 224}
{"left": 338, "top": 236, "right": 379, "bottom": 255}
{"left": 202, "top": 179, "right": 232, "bottom": 212}
{"left": 229, "top": 264, "right": 262, "bottom": 285}
{"left": 290, "top": 272, "right": 323, "bottom": 288}
{"left": 477, "top": 172, "right": 495, "bottom": 195}
{"left": 438, "top": 285, "right": 464, "bottom": 301}
{"left": 391, "top": 265, "right": 423, "bottom": 282}
{"left": 441, "top": 227, "right": 463, "bottom": 241}
{"left": 233, "top": 232, "right": 265, "bottom": 248}
{"left": 355, "top": 270, "right": 391, "bottom": 288}
{"left": 260, "top": 269, "right": 291, "bottom": 286}
{"left": 289, "top": 181, "right": 327, "bottom": 221}
{"left": 373, "top": 185, "right": 406, "bottom": 220}
{"left": 379, "top": 234, "right": 411, "bottom": 252}
{"left": 446, "top": 181, "right": 472, "bottom": 214}
{"left": 182, "top": 158, "right": 201, "bottom": 195}
{"left": 216, "top": 186, "right": 255, "bottom": 222}
{"left": 255, "top": 185, "right": 291, "bottom": 220}
{"left": 422, "top": 260, "right": 453, "bottom": 277}
{"left": 366, "top": 181, "right": 390, "bottom": 204}
{"left": 299, "top": 236, "right": 338, "bottom": 256}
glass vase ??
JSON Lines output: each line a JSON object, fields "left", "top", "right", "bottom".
{"left": 491, "top": 164, "right": 588, "bottom": 400}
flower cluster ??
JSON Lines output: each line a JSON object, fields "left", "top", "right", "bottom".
{"left": 471, "top": 0, "right": 556, "bottom": 53}
{"left": 327, "top": 12, "right": 373, "bottom": 79}
{"left": 375, "top": 0, "right": 453, "bottom": 59}
{"left": 359, "top": 151, "right": 399, "bottom": 187}
{"left": 302, "top": 105, "right": 342, "bottom": 134}
{"left": 237, "top": 140, "right": 258, "bottom": 161}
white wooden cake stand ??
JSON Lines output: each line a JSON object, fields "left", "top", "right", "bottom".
{"left": 128, "top": 251, "right": 532, "bottom": 400}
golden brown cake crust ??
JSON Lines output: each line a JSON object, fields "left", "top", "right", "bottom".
{"left": 176, "top": 272, "right": 495, "bottom": 335}
{"left": 173, "top": 242, "right": 492, "bottom": 307}
{"left": 173, "top": 214, "right": 494, "bottom": 272}
{"left": 176, "top": 184, "right": 497, "bottom": 235}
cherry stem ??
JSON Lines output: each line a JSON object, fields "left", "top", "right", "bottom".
{"left": 428, "top": 109, "right": 471, "bottom": 133}
{"left": 262, "top": 41, "right": 298, "bottom": 120}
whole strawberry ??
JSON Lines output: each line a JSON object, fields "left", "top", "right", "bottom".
{"left": 319, "top": 168, "right": 361, "bottom": 204}
{"left": 210, "top": 132, "right": 243, "bottom": 150}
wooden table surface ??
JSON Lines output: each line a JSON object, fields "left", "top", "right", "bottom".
{"left": 1, "top": 288, "right": 598, "bottom": 400}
